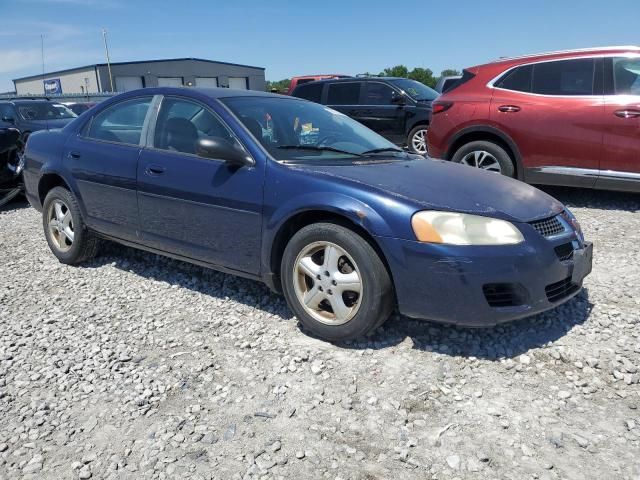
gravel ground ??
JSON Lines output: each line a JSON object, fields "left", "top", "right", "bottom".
{"left": 0, "top": 187, "right": 639, "bottom": 480}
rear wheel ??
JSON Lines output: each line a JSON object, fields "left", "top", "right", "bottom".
{"left": 43, "top": 187, "right": 99, "bottom": 264}
{"left": 281, "top": 223, "right": 394, "bottom": 341}
{"left": 408, "top": 125, "right": 429, "bottom": 155}
{"left": 451, "top": 140, "right": 515, "bottom": 177}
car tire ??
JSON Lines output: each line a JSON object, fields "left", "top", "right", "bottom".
{"left": 451, "top": 140, "right": 515, "bottom": 177}
{"left": 281, "top": 222, "right": 394, "bottom": 342}
{"left": 42, "top": 186, "right": 99, "bottom": 265}
{"left": 407, "top": 125, "right": 429, "bottom": 155}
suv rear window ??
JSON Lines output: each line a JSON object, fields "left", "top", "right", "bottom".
{"left": 446, "top": 69, "right": 476, "bottom": 93}
{"left": 327, "top": 82, "right": 361, "bottom": 105}
{"left": 293, "top": 83, "right": 324, "bottom": 103}
{"left": 495, "top": 65, "right": 533, "bottom": 92}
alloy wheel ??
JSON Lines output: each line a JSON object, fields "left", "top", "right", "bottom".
{"left": 411, "top": 129, "right": 428, "bottom": 155}
{"left": 460, "top": 150, "right": 502, "bottom": 173}
{"left": 293, "top": 241, "right": 363, "bottom": 325}
{"left": 47, "top": 199, "right": 74, "bottom": 252}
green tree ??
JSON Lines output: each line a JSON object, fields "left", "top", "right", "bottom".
{"left": 379, "top": 65, "right": 409, "bottom": 78}
{"left": 408, "top": 67, "right": 436, "bottom": 88}
{"left": 440, "top": 69, "right": 461, "bottom": 78}
{"left": 266, "top": 78, "right": 291, "bottom": 93}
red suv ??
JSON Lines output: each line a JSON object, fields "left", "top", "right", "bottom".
{"left": 427, "top": 46, "right": 640, "bottom": 192}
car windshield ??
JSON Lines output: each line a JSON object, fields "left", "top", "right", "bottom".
{"left": 17, "top": 102, "right": 77, "bottom": 121}
{"left": 221, "top": 96, "right": 408, "bottom": 162}
{"left": 388, "top": 79, "right": 439, "bottom": 101}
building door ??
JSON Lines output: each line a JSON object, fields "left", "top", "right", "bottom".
{"left": 158, "top": 77, "right": 183, "bottom": 87}
{"left": 195, "top": 77, "right": 218, "bottom": 88}
{"left": 114, "top": 76, "right": 143, "bottom": 92}
{"left": 228, "top": 77, "right": 248, "bottom": 90}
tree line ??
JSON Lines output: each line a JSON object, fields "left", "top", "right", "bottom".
{"left": 266, "top": 66, "right": 461, "bottom": 92}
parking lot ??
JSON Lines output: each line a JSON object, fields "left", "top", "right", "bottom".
{"left": 0, "top": 186, "right": 637, "bottom": 480}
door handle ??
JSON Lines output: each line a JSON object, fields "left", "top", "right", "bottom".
{"left": 145, "top": 164, "right": 166, "bottom": 176}
{"left": 68, "top": 151, "right": 81, "bottom": 159}
{"left": 498, "top": 105, "right": 521, "bottom": 113}
{"left": 614, "top": 109, "right": 640, "bottom": 119}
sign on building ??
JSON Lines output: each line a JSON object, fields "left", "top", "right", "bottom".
{"left": 43, "top": 78, "right": 62, "bottom": 95}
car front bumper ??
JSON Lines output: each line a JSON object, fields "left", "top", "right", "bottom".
{"left": 375, "top": 231, "right": 592, "bottom": 327}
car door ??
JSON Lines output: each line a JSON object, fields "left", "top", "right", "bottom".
{"left": 490, "top": 58, "right": 604, "bottom": 187}
{"left": 64, "top": 95, "right": 154, "bottom": 241}
{"left": 600, "top": 56, "right": 640, "bottom": 189}
{"left": 137, "top": 95, "right": 264, "bottom": 274}
{"left": 356, "top": 81, "right": 407, "bottom": 144}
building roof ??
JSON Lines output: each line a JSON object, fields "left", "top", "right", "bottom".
{"left": 13, "top": 57, "right": 265, "bottom": 82}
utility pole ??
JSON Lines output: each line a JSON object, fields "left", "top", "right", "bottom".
{"left": 102, "top": 28, "right": 114, "bottom": 92}
{"left": 41, "top": 34, "right": 45, "bottom": 96}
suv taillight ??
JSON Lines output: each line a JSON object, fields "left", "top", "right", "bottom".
{"left": 432, "top": 101, "right": 453, "bottom": 114}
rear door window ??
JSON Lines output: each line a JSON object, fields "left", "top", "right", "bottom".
{"left": 532, "top": 58, "right": 595, "bottom": 95}
{"left": 294, "top": 83, "right": 324, "bottom": 103}
{"left": 86, "top": 97, "right": 152, "bottom": 145}
{"left": 327, "top": 82, "right": 362, "bottom": 105}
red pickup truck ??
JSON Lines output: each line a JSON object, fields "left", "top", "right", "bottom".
{"left": 286, "top": 74, "right": 350, "bottom": 95}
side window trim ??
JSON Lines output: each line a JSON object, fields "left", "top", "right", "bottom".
{"left": 80, "top": 95, "right": 154, "bottom": 147}
{"left": 143, "top": 95, "right": 164, "bottom": 147}
{"left": 490, "top": 57, "right": 602, "bottom": 97}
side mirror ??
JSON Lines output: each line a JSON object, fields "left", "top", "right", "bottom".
{"left": 196, "top": 137, "right": 254, "bottom": 167}
{"left": 391, "top": 92, "right": 406, "bottom": 105}
{"left": 1, "top": 116, "right": 15, "bottom": 124}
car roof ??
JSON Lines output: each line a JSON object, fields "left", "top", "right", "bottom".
{"left": 119, "top": 87, "right": 290, "bottom": 100}
{"left": 0, "top": 99, "right": 54, "bottom": 105}
{"left": 487, "top": 45, "right": 640, "bottom": 68}
{"left": 293, "top": 76, "right": 408, "bottom": 87}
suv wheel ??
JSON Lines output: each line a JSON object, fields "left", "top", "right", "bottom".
{"left": 451, "top": 140, "right": 515, "bottom": 177}
{"left": 408, "top": 125, "right": 429, "bottom": 155}
{"left": 43, "top": 187, "right": 99, "bottom": 264}
{"left": 281, "top": 223, "right": 394, "bottom": 341}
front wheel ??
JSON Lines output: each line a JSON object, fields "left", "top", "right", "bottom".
{"left": 407, "top": 125, "right": 429, "bottom": 155}
{"left": 281, "top": 223, "right": 394, "bottom": 342}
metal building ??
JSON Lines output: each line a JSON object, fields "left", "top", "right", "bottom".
{"left": 12, "top": 58, "right": 266, "bottom": 95}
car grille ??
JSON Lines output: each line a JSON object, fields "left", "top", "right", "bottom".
{"left": 529, "top": 215, "right": 566, "bottom": 237}
{"left": 554, "top": 242, "right": 574, "bottom": 262}
{"left": 483, "top": 283, "right": 527, "bottom": 308}
{"left": 545, "top": 276, "right": 580, "bottom": 303}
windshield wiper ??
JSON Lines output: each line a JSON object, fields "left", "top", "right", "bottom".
{"left": 361, "top": 147, "right": 405, "bottom": 155}
{"left": 277, "top": 145, "right": 362, "bottom": 157}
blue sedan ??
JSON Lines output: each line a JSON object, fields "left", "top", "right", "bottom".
{"left": 23, "top": 87, "right": 592, "bottom": 341}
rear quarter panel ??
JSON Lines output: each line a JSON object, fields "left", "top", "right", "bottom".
{"left": 23, "top": 129, "right": 69, "bottom": 211}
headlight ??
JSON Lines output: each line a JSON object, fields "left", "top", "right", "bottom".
{"left": 411, "top": 211, "right": 524, "bottom": 245}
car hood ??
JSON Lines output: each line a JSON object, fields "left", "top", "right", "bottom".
{"left": 299, "top": 158, "right": 564, "bottom": 223}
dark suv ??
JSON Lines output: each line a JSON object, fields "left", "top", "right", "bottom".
{"left": 291, "top": 77, "right": 438, "bottom": 154}
{"left": 0, "top": 99, "right": 77, "bottom": 148}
